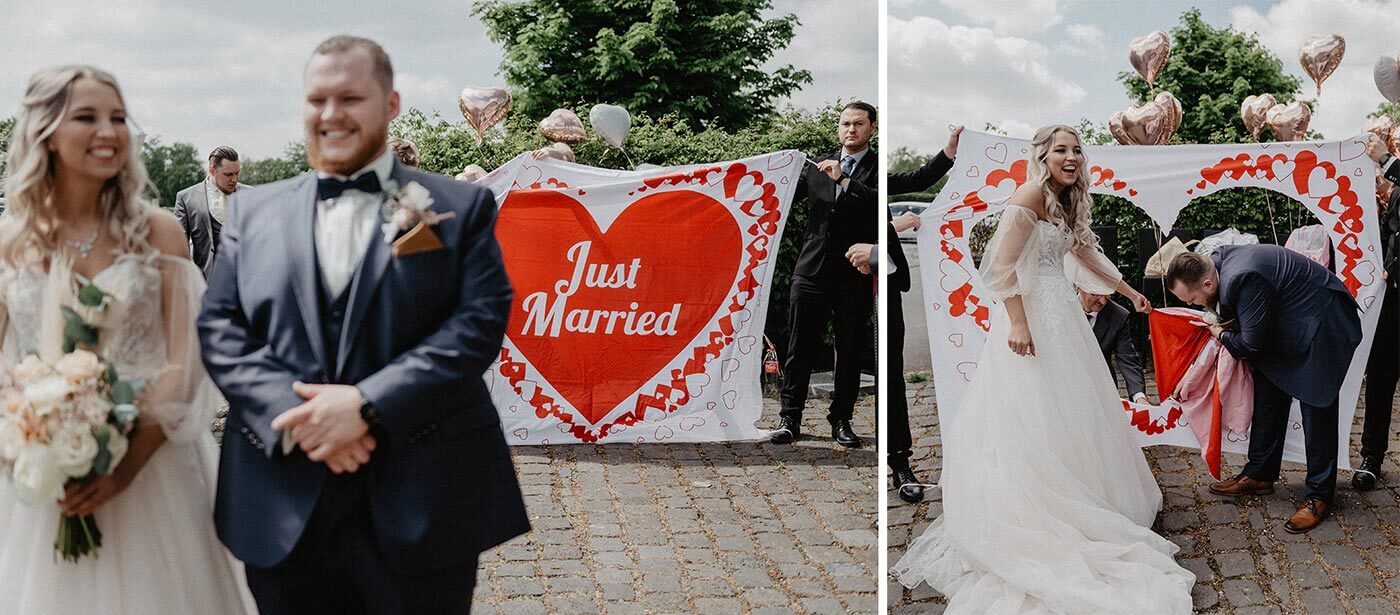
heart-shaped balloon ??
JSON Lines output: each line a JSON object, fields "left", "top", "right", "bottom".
{"left": 1365, "top": 115, "right": 1396, "bottom": 156}
{"left": 539, "top": 109, "right": 587, "bottom": 143}
{"left": 1265, "top": 101, "right": 1311, "bottom": 141}
{"left": 455, "top": 164, "right": 488, "bottom": 183}
{"left": 1375, "top": 55, "right": 1400, "bottom": 104}
{"left": 589, "top": 103, "right": 632, "bottom": 149}
{"left": 1129, "top": 31, "right": 1172, "bottom": 88}
{"left": 457, "top": 86, "right": 511, "bottom": 145}
{"left": 1240, "top": 94, "right": 1277, "bottom": 141}
{"left": 539, "top": 142, "right": 576, "bottom": 163}
{"left": 1109, "top": 92, "right": 1181, "bottom": 145}
{"left": 1299, "top": 34, "right": 1345, "bottom": 96}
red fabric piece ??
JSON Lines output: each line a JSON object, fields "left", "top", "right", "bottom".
{"left": 1147, "top": 309, "right": 1210, "bottom": 399}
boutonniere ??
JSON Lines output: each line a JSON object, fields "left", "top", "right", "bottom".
{"left": 379, "top": 180, "right": 455, "bottom": 257}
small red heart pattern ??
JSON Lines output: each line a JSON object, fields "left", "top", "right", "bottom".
{"left": 485, "top": 153, "right": 800, "bottom": 444}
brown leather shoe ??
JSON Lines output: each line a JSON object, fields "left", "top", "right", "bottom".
{"left": 1284, "top": 498, "right": 1330, "bottom": 534}
{"left": 1209, "top": 474, "right": 1275, "bottom": 496}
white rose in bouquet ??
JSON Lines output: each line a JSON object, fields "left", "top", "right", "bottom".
{"left": 12, "top": 443, "right": 65, "bottom": 505}
{"left": 55, "top": 350, "right": 103, "bottom": 385}
{"left": 52, "top": 422, "right": 99, "bottom": 478}
{"left": 0, "top": 418, "right": 26, "bottom": 461}
{"left": 105, "top": 431, "right": 129, "bottom": 470}
{"left": 77, "top": 394, "right": 112, "bottom": 425}
{"left": 13, "top": 354, "right": 51, "bottom": 385}
{"left": 24, "top": 375, "right": 72, "bottom": 417}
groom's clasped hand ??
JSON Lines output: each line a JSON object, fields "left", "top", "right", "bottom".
{"left": 270, "top": 381, "right": 378, "bottom": 474}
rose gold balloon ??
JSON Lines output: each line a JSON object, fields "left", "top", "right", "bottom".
{"left": 1129, "top": 31, "right": 1172, "bottom": 88}
{"left": 1154, "top": 91, "right": 1182, "bottom": 137}
{"left": 458, "top": 86, "right": 511, "bottom": 145}
{"left": 454, "top": 164, "right": 488, "bottom": 182}
{"left": 1375, "top": 55, "right": 1400, "bottom": 103}
{"left": 539, "top": 109, "right": 587, "bottom": 143}
{"left": 1109, "top": 92, "right": 1181, "bottom": 145}
{"left": 1265, "top": 101, "right": 1311, "bottom": 141}
{"left": 540, "top": 142, "right": 576, "bottom": 163}
{"left": 1240, "top": 94, "right": 1276, "bottom": 141}
{"left": 1365, "top": 116, "right": 1396, "bottom": 156}
{"left": 1299, "top": 34, "right": 1345, "bottom": 96}
{"left": 1392, "top": 128, "right": 1400, "bottom": 159}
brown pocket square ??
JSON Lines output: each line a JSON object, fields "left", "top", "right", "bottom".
{"left": 391, "top": 221, "right": 445, "bottom": 257}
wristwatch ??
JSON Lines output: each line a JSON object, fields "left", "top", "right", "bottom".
{"left": 358, "top": 395, "right": 382, "bottom": 428}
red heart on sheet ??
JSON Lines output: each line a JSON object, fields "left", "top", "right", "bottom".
{"left": 496, "top": 189, "right": 742, "bottom": 425}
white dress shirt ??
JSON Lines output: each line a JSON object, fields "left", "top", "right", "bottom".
{"left": 315, "top": 149, "right": 394, "bottom": 298}
{"left": 204, "top": 180, "right": 229, "bottom": 223}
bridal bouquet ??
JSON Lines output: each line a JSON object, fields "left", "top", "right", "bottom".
{"left": 0, "top": 276, "right": 140, "bottom": 562}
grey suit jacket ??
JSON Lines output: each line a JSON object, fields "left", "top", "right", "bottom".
{"left": 1213, "top": 244, "right": 1362, "bottom": 407}
{"left": 174, "top": 181, "right": 250, "bottom": 277}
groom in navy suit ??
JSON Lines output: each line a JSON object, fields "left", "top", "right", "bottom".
{"left": 199, "top": 36, "right": 528, "bottom": 613}
{"left": 1167, "top": 246, "right": 1361, "bottom": 533}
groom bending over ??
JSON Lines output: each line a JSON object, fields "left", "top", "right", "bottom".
{"left": 199, "top": 35, "right": 528, "bottom": 613}
{"left": 1166, "top": 247, "right": 1361, "bottom": 533}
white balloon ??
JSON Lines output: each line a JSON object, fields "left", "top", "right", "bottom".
{"left": 1375, "top": 55, "right": 1400, "bottom": 104}
{"left": 589, "top": 103, "right": 632, "bottom": 149}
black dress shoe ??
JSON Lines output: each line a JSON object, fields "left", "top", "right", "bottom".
{"left": 891, "top": 466, "right": 925, "bottom": 503}
{"left": 1353, "top": 456, "right": 1384, "bottom": 491}
{"left": 831, "top": 420, "right": 861, "bottom": 448}
{"left": 770, "top": 417, "right": 801, "bottom": 444}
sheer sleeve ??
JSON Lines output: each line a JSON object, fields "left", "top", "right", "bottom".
{"left": 1065, "top": 242, "right": 1123, "bottom": 295}
{"left": 978, "top": 206, "right": 1043, "bottom": 301}
{"left": 139, "top": 255, "right": 221, "bottom": 443}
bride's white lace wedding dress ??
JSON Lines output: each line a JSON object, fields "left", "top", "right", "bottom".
{"left": 893, "top": 206, "right": 1194, "bottom": 613}
{"left": 0, "top": 251, "right": 253, "bottom": 613}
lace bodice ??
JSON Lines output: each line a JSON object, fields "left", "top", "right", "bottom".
{"left": 1029, "top": 222, "right": 1077, "bottom": 300}
{"left": 1, "top": 253, "right": 167, "bottom": 382}
{"left": 979, "top": 206, "right": 1123, "bottom": 302}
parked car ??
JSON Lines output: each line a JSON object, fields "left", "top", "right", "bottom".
{"left": 888, "top": 202, "right": 927, "bottom": 242}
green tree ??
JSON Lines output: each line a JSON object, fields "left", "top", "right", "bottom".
{"left": 1368, "top": 101, "right": 1400, "bottom": 122}
{"left": 239, "top": 142, "right": 310, "bottom": 185}
{"left": 140, "top": 139, "right": 204, "bottom": 210}
{"left": 1120, "top": 8, "right": 1302, "bottom": 145}
{"left": 472, "top": 0, "right": 812, "bottom": 131}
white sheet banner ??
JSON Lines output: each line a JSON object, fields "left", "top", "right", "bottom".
{"left": 478, "top": 151, "right": 804, "bottom": 444}
{"left": 919, "top": 131, "right": 1383, "bottom": 469}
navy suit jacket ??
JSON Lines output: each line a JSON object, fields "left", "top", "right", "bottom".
{"left": 1213, "top": 244, "right": 1362, "bottom": 407}
{"left": 198, "top": 162, "right": 529, "bottom": 573}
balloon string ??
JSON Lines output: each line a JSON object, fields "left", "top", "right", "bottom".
{"left": 1155, "top": 222, "right": 1167, "bottom": 302}
{"left": 621, "top": 148, "right": 635, "bottom": 169}
{"left": 1263, "top": 190, "right": 1280, "bottom": 245}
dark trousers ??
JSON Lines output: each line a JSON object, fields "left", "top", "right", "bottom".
{"left": 1361, "top": 285, "right": 1400, "bottom": 460}
{"left": 1243, "top": 367, "right": 1339, "bottom": 503}
{"left": 888, "top": 289, "right": 913, "bottom": 465}
{"left": 246, "top": 474, "right": 479, "bottom": 615}
{"left": 780, "top": 275, "right": 873, "bottom": 423}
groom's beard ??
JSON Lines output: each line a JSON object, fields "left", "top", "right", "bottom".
{"left": 307, "top": 122, "right": 389, "bottom": 177}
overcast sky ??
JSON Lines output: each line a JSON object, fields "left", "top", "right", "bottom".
{"left": 0, "top": 0, "right": 876, "bottom": 159}
{"left": 889, "top": 0, "right": 1400, "bottom": 155}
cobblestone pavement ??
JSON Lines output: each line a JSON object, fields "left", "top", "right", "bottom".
{"left": 474, "top": 395, "right": 879, "bottom": 614}
{"left": 889, "top": 376, "right": 1400, "bottom": 614}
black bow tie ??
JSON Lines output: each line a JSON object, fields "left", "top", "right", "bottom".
{"left": 317, "top": 173, "right": 382, "bottom": 200}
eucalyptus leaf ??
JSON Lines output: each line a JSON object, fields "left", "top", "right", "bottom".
{"left": 77, "top": 284, "right": 108, "bottom": 308}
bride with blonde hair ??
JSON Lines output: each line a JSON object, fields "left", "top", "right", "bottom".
{"left": 893, "top": 124, "right": 1194, "bottom": 613}
{"left": 0, "top": 65, "right": 252, "bottom": 613}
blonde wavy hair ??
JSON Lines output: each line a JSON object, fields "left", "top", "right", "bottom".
{"left": 1, "top": 65, "right": 154, "bottom": 265}
{"left": 1028, "top": 124, "right": 1098, "bottom": 250}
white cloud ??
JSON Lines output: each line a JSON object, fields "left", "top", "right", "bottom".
{"left": 767, "top": 0, "right": 878, "bottom": 109}
{"left": 1231, "top": 0, "right": 1400, "bottom": 139}
{"left": 887, "top": 15, "right": 1086, "bottom": 153}
{"left": 1063, "top": 24, "right": 1106, "bottom": 53}
{"left": 938, "top": 0, "right": 1062, "bottom": 36}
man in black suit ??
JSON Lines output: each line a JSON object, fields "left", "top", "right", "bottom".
{"left": 1168, "top": 245, "right": 1362, "bottom": 533}
{"left": 855, "top": 126, "right": 961, "bottom": 500}
{"left": 1354, "top": 134, "right": 1400, "bottom": 490}
{"left": 175, "top": 146, "right": 248, "bottom": 278}
{"left": 772, "top": 102, "right": 879, "bottom": 448}
{"left": 1078, "top": 288, "right": 1148, "bottom": 403}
